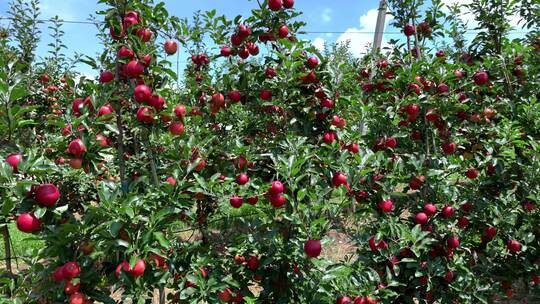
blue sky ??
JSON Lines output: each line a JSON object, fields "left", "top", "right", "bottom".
{"left": 0, "top": 0, "right": 528, "bottom": 78}
{"left": 0, "top": 0, "right": 395, "bottom": 77}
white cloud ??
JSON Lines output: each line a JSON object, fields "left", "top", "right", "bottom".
{"left": 443, "top": 0, "right": 524, "bottom": 30}
{"left": 313, "top": 37, "right": 326, "bottom": 52}
{"left": 336, "top": 8, "right": 393, "bottom": 57}
{"left": 39, "top": 0, "right": 79, "bottom": 20}
{"left": 321, "top": 8, "right": 332, "bottom": 23}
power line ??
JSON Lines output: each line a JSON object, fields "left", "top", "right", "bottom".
{"left": 0, "top": 16, "right": 531, "bottom": 35}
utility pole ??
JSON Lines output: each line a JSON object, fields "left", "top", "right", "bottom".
{"left": 369, "top": 0, "right": 388, "bottom": 81}
{"left": 372, "top": 0, "right": 388, "bottom": 54}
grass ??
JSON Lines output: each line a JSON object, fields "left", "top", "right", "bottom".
{"left": 0, "top": 223, "right": 43, "bottom": 267}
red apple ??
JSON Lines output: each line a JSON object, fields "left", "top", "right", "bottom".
{"left": 148, "top": 95, "right": 166, "bottom": 110}
{"left": 134, "top": 84, "right": 152, "bottom": 103}
{"left": 136, "top": 28, "right": 152, "bottom": 42}
{"left": 247, "top": 256, "right": 260, "bottom": 270}
{"left": 62, "top": 262, "right": 81, "bottom": 279}
{"left": 441, "top": 142, "right": 456, "bottom": 154}
{"left": 130, "top": 259, "right": 146, "bottom": 277}
{"left": 99, "top": 70, "right": 114, "bottom": 83}
{"left": 68, "top": 138, "right": 86, "bottom": 157}
{"left": 124, "top": 60, "right": 145, "bottom": 78}
{"left": 115, "top": 260, "right": 130, "bottom": 279}
{"left": 304, "top": 239, "right": 322, "bottom": 258}
{"left": 52, "top": 266, "right": 65, "bottom": 283}
{"left": 283, "top": 0, "right": 294, "bottom": 8}
{"left": 16, "top": 213, "right": 40, "bottom": 233}
{"left": 35, "top": 183, "right": 60, "bottom": 207}
{"left": 268, "top": 0, "right": 283, "bottom": 11}
{"left": 6, "top": 153, "right": 22, "bottom": 172}
{"left": 136, "top": 107, "right": 154, "bottom": 123}
{"left": 404, "top": 24, "right": 415, "bottom": 36}
{"left": 332, "top": 172, "right": 348, "bottom": 188}
{"left": 247, "top": 196, "right": 258, "bottom": 205}
{"left": 306, "top": 56, "right": 319, "bottom": 69}
{"left": 269, "top": 194, "right": 286, "bottom": 207}
{"left": 218, "top": 288, "right": 233, "bottom": 302}
{"left": 260, "top": 90, "right": 272, "bottom": 100}
{"left": 118, "top": 46, "right": 134, "bottom": 59}
{"left": 447, "top": 236, "right": 460, "bottom": 249}
{"left": 64, "top": 279, "right": 80, "bottom": 294}
{"left": 473, "top": 70, "right": 489, "bottom": 85}
{"left": 228, "top": 90, "right": 241, "bottom": 102}
{"left": 164, "top": 40, "right": 178, "bottom": 55}
{"left": 423, "top": 203, "right": 437, "bottom": 216}
{"left": 220, "top": 46, "right": 232, "bottom": 56}
{"left": 169, "top": 122, "right": 185, "bottom": 135}
{"left": 174, "top": 105, "right": 186, "bottom": 118}
{"left": 378, "top": 199, "right": 393, "bottom": 213}
{"left": 337, "top": 296, "right": 352, "bottom": 304}
{"left": 441, "top": 205, "right": 455, "bottom": 218}
{"left": 230, "top": 196, "right": 244, "bottom": 208}
{"left": 69, "top": 292, "right": 85, "bottom": 304}
{"left": 415, "top": 212, "right": 428, "bottom": 225}
{"left": 269, "top": 181, "right": 284, "bottom": 195}
{"left": 97, "top": 104, "right": 114, "bottom": 120}
{"left": 278, "top": 25, "right": 289, "bottom": 38}
{"left": 465, "top": 168, "right": 478, "bottom": 179}
{"left": 236, "top": 173, "right": 249, "bottom": 185}
{"left": 507, "top": 240, "right": 521, "bottom": 253}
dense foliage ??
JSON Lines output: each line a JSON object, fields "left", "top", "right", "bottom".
{"left": 0, "top": 0, "right": 539, "bottom": 303}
